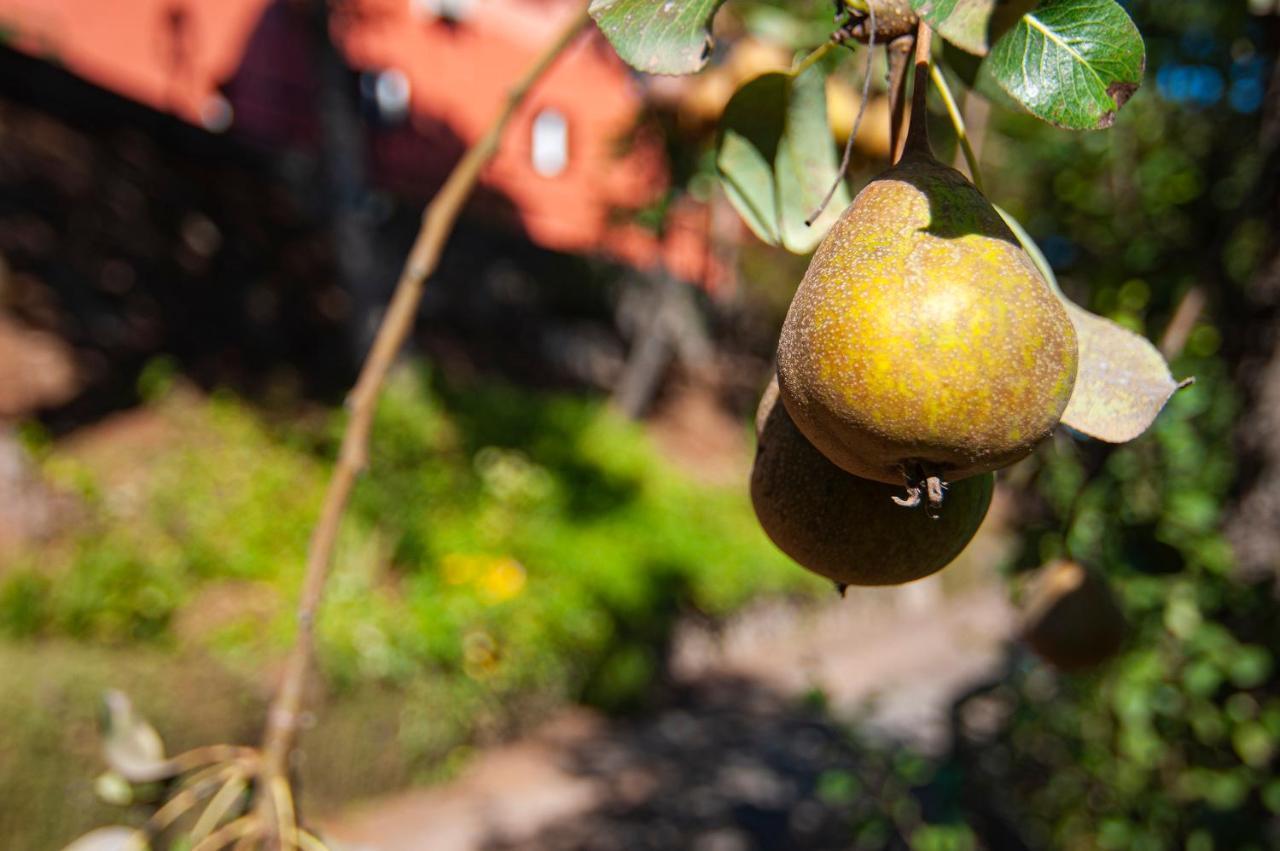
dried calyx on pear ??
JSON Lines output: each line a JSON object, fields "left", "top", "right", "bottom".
{"left": 751, "top": 377, "right": 993, "bottom": 588}
{"left": 776, "top": 25, "right": 1077, "bottom": 510}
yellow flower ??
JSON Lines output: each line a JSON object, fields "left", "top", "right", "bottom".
{"left": 479, "top": 557, "right": 527, "bottom": 604}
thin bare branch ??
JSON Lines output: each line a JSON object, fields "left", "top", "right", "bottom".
{"left": 190, "top": 773, "right": 250, "bottom": 846}
{"left": 190, "top": 816, "right": 261, "bottom": 851}
{"left": 250, "top": 6, "right": 592, "bottom": 846}
{"left": 146, "top": 763, "right": 244, "bottom": 836}
{"left": 805, "top": 4, "right": 877, "bottom": 227}
{"left": 1160, "top": 286, "right": 1207, "bottom": 359}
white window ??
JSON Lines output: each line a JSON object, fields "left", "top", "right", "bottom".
{"left": 411, "top": 0, "right": 475, "bottom": 22}
{"left": 530, "top": 108, "right": 568, "bottom": 177}
{"left": 375, "top": 69, "right": 411, "bottom": 123}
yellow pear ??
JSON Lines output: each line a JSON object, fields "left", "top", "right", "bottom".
{"left": 827, "top": 80, "right": 893, "bottom": 160}
{"left": 777, "top": 102, "right": 1077, "bottom": 488}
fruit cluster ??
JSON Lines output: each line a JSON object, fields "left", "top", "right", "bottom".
{"left": 751, "top": 52, "right": 1079, "bottom": 590}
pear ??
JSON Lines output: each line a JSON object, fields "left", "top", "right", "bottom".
{"left": 1019, "top": 560, "right": 1126, "bottom": 671}
{"left": 776, "top": 53, "right": 1077, "bottom": 491}
{"left": 840, "top": 0, "right": 918, "bottom": 42}
{"left": 751, "top": 378, "right": 993, "bottom": 587}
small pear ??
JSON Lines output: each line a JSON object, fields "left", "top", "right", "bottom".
{"left": 841, "top": 0, "right": 918, "bottom": 42}
{"left": 1020, "top": 560, "right": 1126, "bottom": 671}
{"left": 777, "top": 53, "right": 1077, "bottom": 488}
{"left": 751, "top": 378, "right": 993, "bottom": 587}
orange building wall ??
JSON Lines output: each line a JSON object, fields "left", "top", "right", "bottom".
{"left": 0, "top": 0, "right": 722, "bottom": 287}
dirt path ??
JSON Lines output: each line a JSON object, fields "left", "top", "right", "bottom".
{"left": 323, "top": 577, "right": 1016, "bottom": 851}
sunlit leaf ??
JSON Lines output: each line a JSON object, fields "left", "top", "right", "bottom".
{"left": 1059, "top": 304, "right": 1180, "bottom": 443}
{"left": 994, "top": 205, "right": 1180, "bottom": 443}
{"left": 62, "top": 827, "right": 147, "bottom": 851}
{"left": 102, "top": 690, "right": 173, "bottom": 782}
{"left": 911, "top": 0, "right": 1036, "bottom": 56}
{"left": 987, "top": 0, "right": 1145, "bottom": 129}
{"left": 589, "top": 0, "right": 724, "bottom": 75}
{"left": 716, "top": 67, "right": 848, "bottom": 254}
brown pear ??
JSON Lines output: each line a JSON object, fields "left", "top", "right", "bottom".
{"left": 751, "top": 378, "right": 993, "bottom": 587}
{"left": 776, "top": 51, "right": 1077, "bottom": 489}
{"left": 1020, "top": 560, "right": 1126, "bottom": 671}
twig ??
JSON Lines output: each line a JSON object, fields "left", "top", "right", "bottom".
{"left": 805, "top": 3, "right": 877, "bottom": 227}
{"left": 1159, "top": 285, "right": 1206, "bottom": 359}
{"left": 190, "top": 773, "right": 250, "bottom": 846}
{"left": 191, "top": 816, "right": 261, "bottom": 851}
{"left": 250, "top": 6, "right": 591, "bottom": 845}
{"left": 886, "top": 35, "right": 914, "bottom": 164}
{"left": 167, "top": 745, "right": 258, "bottom": 776}
{"left": 268, "top": 775, "right": 298, "bottom": 849}
{"left": 145, "top": 764, "right": 243, "bottom": 836}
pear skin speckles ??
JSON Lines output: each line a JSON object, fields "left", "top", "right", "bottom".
{"left": 777, "top": 152, "right": 1078, "bottom": 485}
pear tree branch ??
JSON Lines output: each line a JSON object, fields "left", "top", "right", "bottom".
{"left": 250, "top": 7, "right": 591, "bottom": 844}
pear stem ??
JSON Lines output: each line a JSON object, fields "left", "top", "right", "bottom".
{"left": 902, "top": 18, "right": 933, "bottom": 158}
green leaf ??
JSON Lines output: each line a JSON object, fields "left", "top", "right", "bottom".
{"left": 589, "top": 0, "right": 724, "bottom": 75}
{"left": 994, "top": 206, "right": 1180, "bottom": 443}
{"left": 986, "top": 0, "right": 1145, "bottom": 130}
{"left": 716, "top": 67, "right": 849, "bottom": 254}
{"left": 1058, "top": 304, "right": 1180, "bottom": 443}
{"left": 911, "top": 0, "right": 1037, "bottom": 56}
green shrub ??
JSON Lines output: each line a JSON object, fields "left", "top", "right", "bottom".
{"left": 0, "top": 363, "right": 816, "bottom": 766}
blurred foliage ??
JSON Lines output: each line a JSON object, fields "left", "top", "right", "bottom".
{"left": 678, "top": 0, "right": 1276, "bottom": 845}
{"left": 959, "top": 0, "right": 1280, "bottom": 845}
{"left": 1, "top": 359, "right": 814, "bottom": 710}
{"left": 0, "top": 363, "right": 819, "bottom": 847}
{"left": 794, "top": 0, "right": 1278, "bottom": 847}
